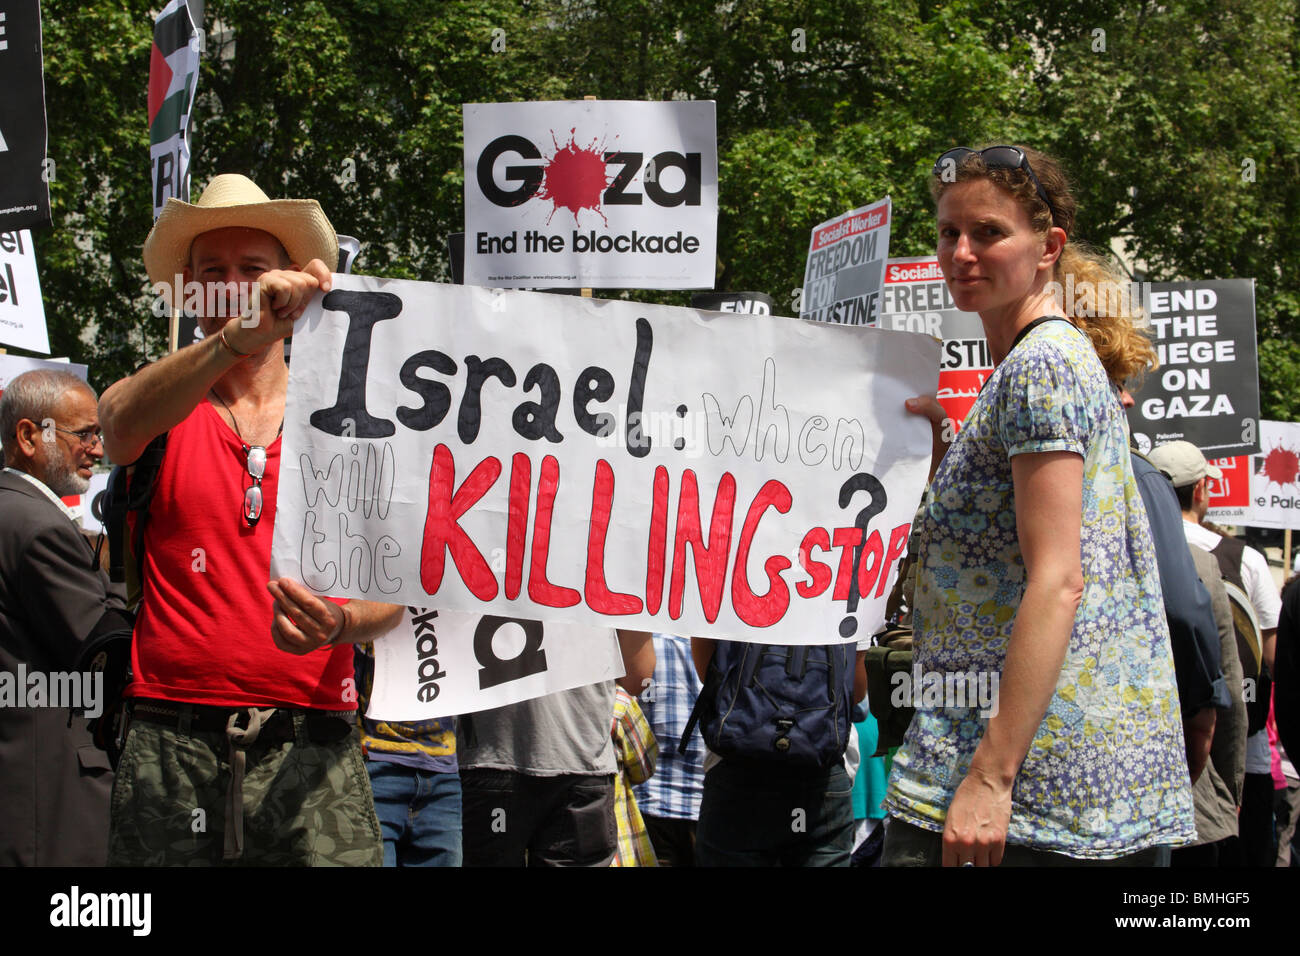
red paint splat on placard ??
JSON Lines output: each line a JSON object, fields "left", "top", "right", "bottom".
{"left": 1261, "top": 445, "right": 1300, "bottom": 487}
{"left": 538, "top": 129, "right": 612, "bottom": 226}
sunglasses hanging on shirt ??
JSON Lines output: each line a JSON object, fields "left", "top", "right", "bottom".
{"left": 243, "top": 443, "right": 268, "bottom": 526}
{"left": 209, "top": 389, "right": 283, "bottom": 528}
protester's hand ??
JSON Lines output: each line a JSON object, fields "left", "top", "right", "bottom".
{"left": 224, "top": 261, "right": 333, "bottom": 354}
{"left": 268, "top": 577, "right": 346, "bottom": 655}
{"left": 904, "top": 393, "right": 951, "bottom": 481}
{"left": 942, "top": 765, "right": 1013, "bottom": 867}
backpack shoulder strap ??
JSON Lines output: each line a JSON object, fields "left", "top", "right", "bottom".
{"left": 1210, "top": 533, "right": 1246, "bottom": 591}
{"left": 105, "top": 431, "right": 169, "bottom": 601}
{"left": 679, "top": 644, "right": 731, "bottom": 755}
{"left": 103, "top": 465, "right": 131, "bottom": 584}
{"left": 130, "top": 432, "right": 169, "bottom": 562}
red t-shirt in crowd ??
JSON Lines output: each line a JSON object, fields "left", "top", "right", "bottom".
{"left": 127, "top": 400, "right": 354, "bottom": 710}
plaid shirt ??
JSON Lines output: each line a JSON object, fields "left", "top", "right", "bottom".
{"left": 632, "top": 634, "right": 705, "bottom": 820}
{"left": 611, "top": 687, "right": 658, "bottom": 867}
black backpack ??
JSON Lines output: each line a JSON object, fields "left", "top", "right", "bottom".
{"left": 681, "top": 640, "right": 856, "bottom": 771}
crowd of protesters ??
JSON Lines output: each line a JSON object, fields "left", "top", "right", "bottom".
{"left": 1, "top": 145, "right": 1297, "bottom": 867}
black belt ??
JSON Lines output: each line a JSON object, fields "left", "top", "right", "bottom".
{"left": 130, "top": 699, "right": 355, "bottom": 744}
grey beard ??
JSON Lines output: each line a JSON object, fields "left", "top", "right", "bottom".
{"left": 44, "top": 441, "right": 90, "bottom": 497}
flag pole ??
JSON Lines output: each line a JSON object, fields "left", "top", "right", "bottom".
{"left": 581, "top": 95, "right": 596, "bottom": 300}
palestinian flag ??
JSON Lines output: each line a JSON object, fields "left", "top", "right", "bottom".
{"left": 148, "top": 0, "right": 200, "bottom": 220}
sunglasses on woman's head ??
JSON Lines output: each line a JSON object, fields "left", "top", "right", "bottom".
{"left": 933, "top": 145, "right": 1059, "bottom": 228}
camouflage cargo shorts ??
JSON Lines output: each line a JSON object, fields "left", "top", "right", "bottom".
{"left": 107, "top": 706, "right": 383, "bottom": 867}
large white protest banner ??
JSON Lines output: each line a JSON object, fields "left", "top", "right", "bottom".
{"left": 800, "top": 198, "right": 891, "bottom": 325}
{"left": 463, "top": 101, "right": 718, "bottom": 290}
{"left": 270, "top": 275, "right": 939, "bottom": 649}
{"left": 0, "top": 229, "right": 48, "bottom": 353}
{"left": 366, "top": 607, "right": 624, "bottom": 720}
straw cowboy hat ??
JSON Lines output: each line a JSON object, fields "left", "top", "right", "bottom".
{"left": 143, "top": 173, "right": 339, "bottom": 290}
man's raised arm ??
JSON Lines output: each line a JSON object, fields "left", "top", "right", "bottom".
{"left": 99, "top": 262, "right": 331, "bottom": 464}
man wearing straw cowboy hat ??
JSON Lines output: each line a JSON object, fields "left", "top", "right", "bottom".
{"left": 99, "top": 174, "right": 400, "bottom": 865}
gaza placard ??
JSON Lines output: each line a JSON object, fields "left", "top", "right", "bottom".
{"left": 463, "top": 100, "right": 717, "bottom": 290}
{"left": 1125, "top": 279, "right": 1260, "bottom": 457}
{"left": 270, "top": 275, "right": 939, "bottom": 647}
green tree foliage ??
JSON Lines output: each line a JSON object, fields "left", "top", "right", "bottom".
{"left": 22, "top": 1, "right": 1300, "bottom": 423}
{"left": 1012, "top": 1, "right": 1300, "bottom": 346}
{"left": 37, "top": 2, "right": 158, "bottom": 383}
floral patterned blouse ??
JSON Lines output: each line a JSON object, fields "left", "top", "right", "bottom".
{"left": 884, "top": 318, "right": 1196, "bottom": 858}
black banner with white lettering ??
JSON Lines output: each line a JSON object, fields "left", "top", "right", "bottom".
{"left": 1126, "top": 279, "right": 1260, "bottom": 457}
{"left": 0, "top": 0, "right": 52, "bottom": 232}
{"left": 691, "top": 291, "right": 776, "bottom": 316}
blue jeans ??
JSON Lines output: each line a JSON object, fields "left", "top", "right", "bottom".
{"left": 366, "top": 759, "right": 463, "bottom": 867}
{"left": 695, "top": 761, "right": 854, "bottom": 866}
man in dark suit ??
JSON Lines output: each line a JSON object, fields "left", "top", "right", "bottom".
{"left": 0, "top": 368, "right": 125, "bottom": 865}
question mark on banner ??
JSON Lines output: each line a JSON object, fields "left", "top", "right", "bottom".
{"left": 837, "top": 472, "right": 887, "bottom": 638}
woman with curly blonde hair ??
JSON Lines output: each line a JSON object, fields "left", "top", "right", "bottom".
{"left": 886, "top": 145, "right": 1194, "bottom": 866}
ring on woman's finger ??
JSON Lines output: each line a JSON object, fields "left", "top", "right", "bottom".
{"left": 961, "top": 861, "right": 975, "bottom": 867}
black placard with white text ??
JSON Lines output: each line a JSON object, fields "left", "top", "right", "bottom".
{"left": 1126, "top": 279, "right": 1259, "bottom": 457}
{"left": 0, "top": 0, "right": 52, "bottom": 232}
{"left": 691, "top": 291, "right": 776, "bottom": 316}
